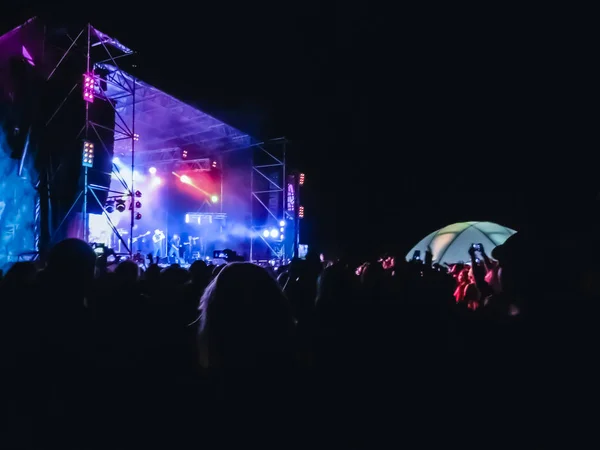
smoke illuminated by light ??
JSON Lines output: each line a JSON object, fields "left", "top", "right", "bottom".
{"left": 152, "top": 176, "right": 162, "bottom": 187}
{"left": 0, "top": 127, "right": 37, "bottom": 269}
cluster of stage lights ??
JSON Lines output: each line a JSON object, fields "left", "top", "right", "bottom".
{"left": 262, "top": 220, "right": 286, "bottom": 240}
{"left": 83, "top": 73, "right": 95, "bottom": 103}
{"left": 105, "top": 190, "right": 142, "bottom": 220}
{"left": 82, "top": 140, "right": 94, "bottom": 167}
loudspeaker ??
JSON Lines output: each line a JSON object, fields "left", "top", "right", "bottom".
{"left": 85, "top": 98, "right": 115, "bottom": 214}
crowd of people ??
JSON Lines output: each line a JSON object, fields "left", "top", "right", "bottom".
{"left": 0, "top": 231, "right": 598, "bottom": 446}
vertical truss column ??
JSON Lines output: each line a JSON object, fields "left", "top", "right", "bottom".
{"left": 250, "top": 138, "right": 290, "bottom": 262}
{"left": 88, "top": 25, "right": 138, "bottom": 255}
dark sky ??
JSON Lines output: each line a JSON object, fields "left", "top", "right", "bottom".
{"left": 3, "top": 3, "right": 598, "bottom": 257}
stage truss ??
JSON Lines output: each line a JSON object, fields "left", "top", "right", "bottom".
{"left": 35, "top": 20, "right": 297, "bottom": 261}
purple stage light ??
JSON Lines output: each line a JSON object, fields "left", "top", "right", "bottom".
{"left": 149, "top": 167, "right": 157, "bottom": 175}
{"left": 22, "top": 45, "right": 34, "bottom": 66}
{"left": 83, "top": 73, "right": 95, "bottom": 103}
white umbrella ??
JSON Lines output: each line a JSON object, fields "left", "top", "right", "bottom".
{"left": 406, "top": 221, "right": 516, "bottom": 266}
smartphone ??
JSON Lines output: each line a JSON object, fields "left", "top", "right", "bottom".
{"left": 94, "top": 246, "right": 105, "bottom": 255}
{"left": 412, "top": 250, "right": 421, "bottom": 261}
{"left": 472, "top": 243, "right": 481, "bottom": 251}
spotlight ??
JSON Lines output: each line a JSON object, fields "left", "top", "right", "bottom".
{"left": 212, "top": 160, "right": 217, "bottom": 168}
{"left": 135, "top": 212, "right": 142, "bottom": 220}
{"left": 82, "top": 140, "right": 94, "bottom": 168}
{"left": 298, "top": 205, "right": 304, "bottom": 219}
{"left": 134, "top": 190, "right": 142, "bottom": 198}
{"left": 82, "top": 73, "right": 95, "bottom": 103}
{"left": 182, "top": 149, "right": 188, "bottom": 159}
{"left": 280, "top": 234, "right": 284, "bottom": 240}
{"left": 115, "top": 199, "right": 126, "bottom": 212}
{"left": 299, "top": 173, "right": 305, "bottom": 186}
{"left": 105, "top": 200, "right": 115, "bottom": 213}
{"left": 180, "top": 175, "right": 191, "bottom": 184}
{"left": 270, "top": 229, "right": 279, "bottom": 238}
{"left": 210, "top": 195, "right": 219, "bottom": 203}
{"left": 279, "top": 220, "right": 285, "bottom": 227}
{"left": 280, "top": 227, "right": 284, "bottom": 232}
{"left": 113, "top": 157, "right": 120, "bottom": 164}
{"left": 262, "top": 229, "right": 270, "bottom": 238}
{"left": 135, "top": 201, "right": 142, "bottom": 208}
{"left": 149, "top": 167, "right": 157, "bottom": 175}
{"left": 133, "top": 133, "right": 140, "bottom": 141}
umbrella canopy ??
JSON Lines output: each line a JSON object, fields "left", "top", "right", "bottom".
{"left": 406, "top": 221, "right": 516, "bottom": 266}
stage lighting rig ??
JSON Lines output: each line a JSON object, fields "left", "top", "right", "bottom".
{"left": 105, "top": 200, "right": 115, "bottom": 213}
{"left": 82, "top": 73, "right": 95, "bottom": 103}
{"left": 134, "top": 190, "right": 142, "bottom": 198}
{"left": 298, "top": 206, "right": 304, "bottom": 218}
{"left": 299, "top": 173, "right": 305, "bottom": 186}
{"left": 115, "top": 199, "right": 126, "bottom": 212}
{"left": 135, "top": 212, "right": 142, "bottom": 220}
{"left": 82, "top": 141, "right": 94, "bottom": 167}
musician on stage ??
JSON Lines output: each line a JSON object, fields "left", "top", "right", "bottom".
{"left": 152, "top": 229, "right": 165, "bottom": 258}
{"left": 169, "top": 234, "right": 181, "bottom": 263}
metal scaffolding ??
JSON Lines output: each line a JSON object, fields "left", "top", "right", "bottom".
{"left": 44, "top": 23, "right": 138, "bottom": 255}
{"left": 26, "top": 18, "right": 295, "bottom": 262}
{"left": 250, "top": 137, "right": 297, "bottom": 262}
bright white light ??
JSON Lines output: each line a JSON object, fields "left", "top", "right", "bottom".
{"left": 133, "top": 171, "right": 140, "bottom": 180}
{"left": 280, "top": 227, "right": 284, "bottom": 232}
{"left": 180, "top": 175, "right": 191, "bottom": 184}
{"left": 280, "top": 234, "right": 284, "bottom": 240}
{"left": 185, "top": 214, "right": 190, "bottom": 223}
{"left": 149, "top": 167, "right": 157, "bottom": 175}
{"left": 152, "top": 177, "right": 162, "bottom": 186}
{"left": 270, "top": 229, "right": 279, "bottom": 238}
{"left": 113, "top": 157, "right": 119, "bottom": 164}
{"left": 262, "top": 229, "right": 270, "bottom": 238}
{"left": 279, "top": 220, "right": 285, "bottom": 227}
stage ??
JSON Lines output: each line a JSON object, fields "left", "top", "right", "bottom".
{"left": 0, "top": 17, "right": 302, "bottom": 268}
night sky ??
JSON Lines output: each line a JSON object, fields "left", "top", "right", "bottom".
{"left": 3, "top": 3, "right": 598, "bottom": 258}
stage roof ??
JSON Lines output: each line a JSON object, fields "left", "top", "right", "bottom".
{"left": 88, "top": 25, "right": 253, "bottom": 167}
{"left": 1, "top": 19, "right": 255, "bottom": 167}
{"left": 98, "top": 62, "right": 253, "bottom": 166}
